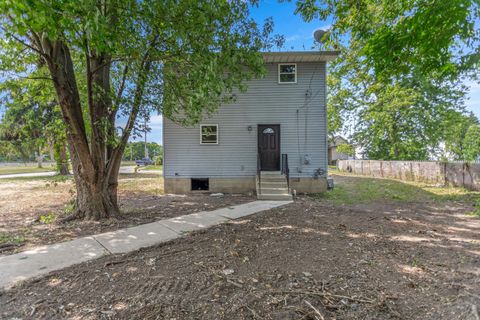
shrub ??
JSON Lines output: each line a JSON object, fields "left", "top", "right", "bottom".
{"left": 154, "top": 155, "right": 163, "bottom": 166}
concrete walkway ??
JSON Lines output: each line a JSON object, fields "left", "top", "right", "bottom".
{"left": 0, "top": 200, "right": 292, "bottom": 289}
{"left": 119, "top": 166, "right": 162, "bottom": 175}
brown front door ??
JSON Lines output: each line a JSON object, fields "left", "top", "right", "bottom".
{"left": 258, "top": 125, "right": 280, "bottom": 171}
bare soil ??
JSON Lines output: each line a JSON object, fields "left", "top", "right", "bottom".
{"left": 0, "top": 173, "right": 253, "bottom": 255}
{"left": 1, "top": 175, "right": 479, "bottom": 319}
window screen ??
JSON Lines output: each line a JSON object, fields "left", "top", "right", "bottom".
{"left": 200, "top": 125, "right": 218, "bottom": 144}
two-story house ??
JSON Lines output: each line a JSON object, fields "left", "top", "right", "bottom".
{"left": 162, "top": 51, "right": 339, "bottom": 200}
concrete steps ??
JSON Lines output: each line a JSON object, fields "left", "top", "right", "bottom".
{"left": 257, "top": 171, "right": 292, "bottom": 200}
{"left": 257, "top": 193, "right": 293, "bottom": 200}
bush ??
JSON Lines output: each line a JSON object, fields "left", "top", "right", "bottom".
{"left": 154, "top": 155, "right": 163, "bottom": 166}
{"left": 336, "top": 143, "right": 355, "bottom": 156}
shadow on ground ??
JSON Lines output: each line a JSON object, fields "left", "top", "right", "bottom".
{"left": 0, "top": 174, "right": 479, "bottom": 319}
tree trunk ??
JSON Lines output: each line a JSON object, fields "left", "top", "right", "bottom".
{"left": 55, "top": 140, "right": 70, "bottom": 175}
{"left": 67, "top": 139, "right": 119, "bottom": 220}
{"left": 34, "top": 37, "right": 151, "bottom": 221}
{"left": 74, "top": 177, "right": 119, "bottom": 220}
{"left": 36, "top": 147, "right": 43, "bottom": 168}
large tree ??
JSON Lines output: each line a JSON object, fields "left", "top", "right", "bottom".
{"left": 0, "top": 67, "right": 70, "bottom": 173}
{"left": 1, "top": 0, "right": 274, "bottom": 220}
{"left": 295, "top": 0, "right": 480, "bottom": 160}
{"left": 443, "top": 111, "right": 480, "bottom": 161}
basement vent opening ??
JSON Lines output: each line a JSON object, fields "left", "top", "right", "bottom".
{"left": 191, "top": 178, "right": 209, "bottom": 191}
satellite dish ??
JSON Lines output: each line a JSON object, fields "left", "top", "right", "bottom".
{"left": 313, "top": 29, "right": 327, "bottom": 43}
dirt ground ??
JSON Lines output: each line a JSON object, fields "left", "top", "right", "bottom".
{"left": 1, "top": 174, "right": 479, "bottom": 319}
{"left": 0, "top": 173, "right": 253, "bottom": 255}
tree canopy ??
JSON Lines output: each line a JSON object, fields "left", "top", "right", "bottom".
{"left": 123, "top": 141, "right": 162, "bottom": 162}
{"left": 295, "top": 0, "right": 480, "bottom": 160}
{"left": 0, "top": 0, "right": 276, "bottom": 219}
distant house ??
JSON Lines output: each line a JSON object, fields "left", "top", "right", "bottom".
{"left": 163, "top": 51, "right": 340, "bottom": 199}
{"left": 328, "top": 136, "right": 352, "bottom": 165}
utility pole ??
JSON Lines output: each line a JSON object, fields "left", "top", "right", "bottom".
{"left": 144, "top": 118, "right": 149, "bottom": 159}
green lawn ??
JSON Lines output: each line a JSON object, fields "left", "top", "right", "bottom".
{"left": 141, "top": 165, "right": 163, "bottom": 171}
{"left": 0, "top": 165, "right": 55, "bottom": 175}
{"left": 318, "top": 169, "right": 480, "bottom": 207}
{"left": 120, "top": 161, "right": 136, "bottom": 166}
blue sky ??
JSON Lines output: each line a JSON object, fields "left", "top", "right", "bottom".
{"left": 143, "top": 2, "right": 479, "bottom": 144}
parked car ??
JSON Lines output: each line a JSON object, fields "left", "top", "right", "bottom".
{"left": 135, "top": 158, "right": 154, "bottom": 166}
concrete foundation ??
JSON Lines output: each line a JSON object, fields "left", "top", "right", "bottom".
{"left": 210, "top": 177, "right": 256, "bottom": 193}
{"left": 164, "top": 176, "right": 327, "bottom": 194}
{"left": 290, "top": 177, "right": 328, "bottom": 194}
{"left": 164, "top": 178, "right": 191, "bottom": 194}
{"left": 164, "top": 177, "right": 256, "bottom": 194}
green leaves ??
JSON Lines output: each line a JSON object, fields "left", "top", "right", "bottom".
{"left": 296, "top": 0, "right": 480, "bottom": 81}
{"left": 295, "top": 0, "right": 479, "bottom": 160}
{"left": 443, "top": 112, "right": 480, "bottom": 161}
{"left": 463, "top": 124, "right": 480, "bottom": 161}
{"left": 1, "top": 0, "right": 272, "bottom": 161}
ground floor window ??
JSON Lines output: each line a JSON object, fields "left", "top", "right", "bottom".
{"left": 191, "top": 178, "right": 209, "bottom": 191}
{"left": 200, "top": 124, "right": 218, "bottom": 144}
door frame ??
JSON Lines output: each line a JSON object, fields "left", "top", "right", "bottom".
{"left": 257, "top": 124, "right": 281, "bottom": 171}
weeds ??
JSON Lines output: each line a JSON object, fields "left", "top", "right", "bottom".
{"left": 468, "top": 199, "right": 480, "bottom": 217}
{"left": 0, "top": 232, "right": 25, "bottom": 245}
{"left": 316, "top": 171, "right": 480, "bottom": 206}
{"left": 45, "top": 174, "right": 71, "bottom": 187}
{"left": 39, "top": 212, "right": 56, "bottom": 224}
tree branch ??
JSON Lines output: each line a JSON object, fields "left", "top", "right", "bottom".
{"left": 7, "top": 32, "right": 45, "bottom": 56}
{"left": 105, "top": 38, "right": 158, "bottom": 179}
{"left": 113, "top": 64, "right": 129, "bottom": 112}
{"left": 17, "top": 75, "right": 53, "bottom": 81}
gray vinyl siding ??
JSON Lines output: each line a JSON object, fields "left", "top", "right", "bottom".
{"left": 163, "top": 62, "right": 327, "bottom": 178}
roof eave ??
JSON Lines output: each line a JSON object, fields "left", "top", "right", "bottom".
{"left": 262, "top": 51, "right": 340, "bottom": 63}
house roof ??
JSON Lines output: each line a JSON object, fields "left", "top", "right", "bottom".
{"left": 329, "top": 135, "right": 349, "bottom": 147}
{"left": 263, "top": 51, "right": 340, "bottom": 63}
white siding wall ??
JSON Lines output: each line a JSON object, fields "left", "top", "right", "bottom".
{"left": 163, "top": 62, "right": 327, "bottom": 178}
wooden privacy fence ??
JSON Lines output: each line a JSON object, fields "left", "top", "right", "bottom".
{"left": 337, "top": 160, "right": 480, "bottom": 191}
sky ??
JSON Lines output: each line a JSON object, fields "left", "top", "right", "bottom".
{"left": 140, "top": 1, "right": 479, "bottom": 145}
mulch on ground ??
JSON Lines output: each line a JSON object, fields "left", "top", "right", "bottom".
{"left": 1, "top": 193, "right": 479, "bottom": 319}
{"left": 0, "top": 174, "right": 253, "bottom": 255}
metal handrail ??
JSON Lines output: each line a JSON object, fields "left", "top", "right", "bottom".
{"left": 281, "top": 153, "right": 290, "bottom": 192}
{"left": 257, "top": 153, "right": 261, "bottom": 195}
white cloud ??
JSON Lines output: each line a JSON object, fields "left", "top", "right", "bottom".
{"left": 286, "top": 34, "right": 301, "bottom": 42}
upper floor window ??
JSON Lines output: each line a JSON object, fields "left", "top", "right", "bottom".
{"left": 200, "top": 124, "right": 218, "bottom": 144}
{"left": 278, "top": 63, "right": 297, "bottom": 84}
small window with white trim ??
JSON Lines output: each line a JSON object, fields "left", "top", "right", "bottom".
{"left": 278, "top": 63, "right": 297, "bottom": 83}
{"left": 200, "top": 124, "right": 218, "bottom": 144}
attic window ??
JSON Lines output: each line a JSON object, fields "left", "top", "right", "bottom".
{"left": 200, "top": 124, "right": 218, "bottom": 144}
{"left": 278, "top": 63, "right": 296, "bottom": 83}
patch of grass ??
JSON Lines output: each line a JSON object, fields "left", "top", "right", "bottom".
{"left": 0, "top": 232, "right": 25, "bottom": 245}
{"left": 39, "top": 212, "right": 56, "bottom": 224}
{"left": 119, "top": 175, "right": 164, "bottom": 195}
{"left": 64, "top": 200, "right": 76, "bottom": 215}
{"left": 468, "top": 200, "right": 480, "bottom": 217}
{"left": 315, "top": 173, "right": 480, "bottom": 206}
{"left": 120, "top": 161, "right": 136, "bottom": 167}
{"left": 141, "top": 165, "right": 163, "bottom": 171}
{"left": 0, "top": 165, "right": 55, "bottom": 175}
{"left": 315, "top": 176, "right": 430, "bottom": 205}
{"left": 45, "top": 174, "right": 71, "bottom": 186}
{"left": 1, "top": 174, "right": 73, "bottom": 183}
